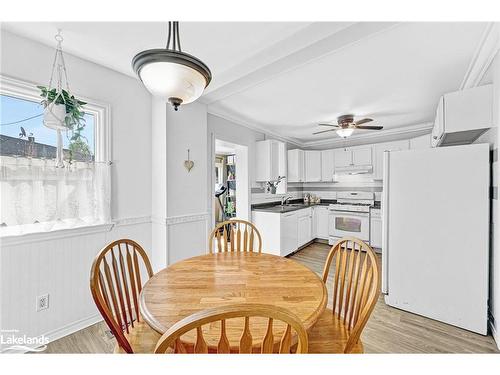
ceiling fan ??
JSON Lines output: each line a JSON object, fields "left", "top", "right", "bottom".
{"left": 313, "top": 114, "right": 383, "bottom": 138}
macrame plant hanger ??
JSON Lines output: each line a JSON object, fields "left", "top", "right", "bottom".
{"left": 43, "top": 30, "right": 70, "bottom": 168}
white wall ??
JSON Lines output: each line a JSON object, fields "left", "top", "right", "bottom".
{"left": 151, "top": 102, "right": 209, "bottom": 266}
{"left": 0, "top": 30, "right": 152, "bottom": 346}
{"left": 151, "top": 98, "right": 167, "bottom": 271}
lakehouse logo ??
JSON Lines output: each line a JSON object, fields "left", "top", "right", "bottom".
{"left": 0, "top": 329, "right": 48, "bottom": 353}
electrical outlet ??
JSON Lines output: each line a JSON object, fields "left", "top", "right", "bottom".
{"left": 36, "top": 294, "right": 49, "bottom": 312}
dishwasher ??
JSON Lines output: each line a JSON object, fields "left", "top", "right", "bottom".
{"left": 281, "top": 211, "right": 298, "bottom": 256}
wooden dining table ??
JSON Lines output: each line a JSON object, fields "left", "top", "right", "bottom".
{"left": 139, "top": 251, "right": 327, "bottom": 351}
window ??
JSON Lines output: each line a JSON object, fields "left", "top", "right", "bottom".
{"left": 0, "top": 75, "right": 111, "bottom": 236}
{"left": 1, "top": 94, "right": 95, "bottom": 160}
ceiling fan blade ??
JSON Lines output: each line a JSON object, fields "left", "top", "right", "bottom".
{"left": 318, "top": 123, "right": 340, "bottom": 127}
{"left": 354, "top": 118, "right": 373, "bottom": 126}
{"left": 355, "top": 125, "right": 384, "bottom": 130}
{"left": 313, "top": 129, "right": 336, "bottom": 135}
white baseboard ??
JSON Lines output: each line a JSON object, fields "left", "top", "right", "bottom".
{"left": 43, "top": 313, "right": 103, "bottom": 344}
{"left": 490, "top": 320, "right": 500, "bottom": 350}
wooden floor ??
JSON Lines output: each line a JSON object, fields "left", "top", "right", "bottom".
{"left": 44, "top": 242, "right": 499, "bottom": 353}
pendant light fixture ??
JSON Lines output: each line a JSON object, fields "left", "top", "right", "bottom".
{"left": 132, "top": 22, "right": 212, "bottom": 111}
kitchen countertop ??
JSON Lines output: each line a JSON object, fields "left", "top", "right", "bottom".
{"left": 251, "top": 199, "right": 334, "bottom": 214}
{"left": 252, "top": 199, "right": 382, "bottom": 214}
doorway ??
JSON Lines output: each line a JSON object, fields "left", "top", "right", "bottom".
{"left": 212, "top": 139, "right": 249, "bottom": 227}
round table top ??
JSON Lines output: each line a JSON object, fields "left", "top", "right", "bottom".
{"left": 140, "top": 252, "right": 327, "bottom": 349}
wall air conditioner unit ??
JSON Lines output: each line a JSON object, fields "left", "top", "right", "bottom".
{"left": 335, "top": 165, "right": 373, "bottom": 175}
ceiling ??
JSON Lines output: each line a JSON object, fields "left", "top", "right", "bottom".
{"left": 2, "top": 22, "right": 491, "bottom": 147}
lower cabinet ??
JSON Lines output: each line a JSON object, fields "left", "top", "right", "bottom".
{"left": 253, "top": 206, "right": 321, "bottom": 257}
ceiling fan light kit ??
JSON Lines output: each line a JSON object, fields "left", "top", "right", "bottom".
{"left": 335, "top": 128, "right": 355, "bottom": 138}
{"left": 314, "top": 114, "right": 383, "bottom": 138}
{"left": 132, "top": 22, "right": 211, "bottom": 111}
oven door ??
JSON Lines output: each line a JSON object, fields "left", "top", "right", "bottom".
{"left": 329, "top": 210, "right": 370, "bottom": 241}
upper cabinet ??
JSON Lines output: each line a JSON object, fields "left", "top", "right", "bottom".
{"left": 373, "top": 140, "right": 409, "bottom": 180}
{"left": 320, "top": 150, "right": 335, "bottom": 182}
{"left": 334, "top": 148, "right": 351, "bottom": 168}
{"left": 304, "top": 151, "right": 322, "bottom": 182}
{"left": 352, "top": 147, "right": 372, "bottom": 166}
{"left": 287, "top": 149, "right": 305, "bottom": 183}
{"left": 431, "top": 84, "right": 494, "bottom": 147}
{"left": 334, "top": 147, "right": 372, "bottom": 169}
{"left": 255, "top": 140, "right": 285, "bottom": 182}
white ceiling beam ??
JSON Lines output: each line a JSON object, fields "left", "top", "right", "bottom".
{"left": 202, "top": 22, "right": 399, "bottom": 104}
{"left": 203, "top": 22, "right": 352, "bottom": 95}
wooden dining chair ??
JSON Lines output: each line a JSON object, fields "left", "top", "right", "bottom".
{"left": 90, "top": 239, "right": 160, "bottom": 353}
{"left": 208, "top": 219, "right": 262, "bottom": 254}
{"left": 307, "top": 237, "right": 380, "bottom": 353}
{"left": 154, "top": 303, "right": 308, "bottom": 354}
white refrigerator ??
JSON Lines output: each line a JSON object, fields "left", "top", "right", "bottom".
{"left": 382, "top": 143, "right": 490, "bottom": 334}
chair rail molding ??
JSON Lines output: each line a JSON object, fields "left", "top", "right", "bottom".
{"left": 165, "top": 212, "right": 210, "bottom": 226}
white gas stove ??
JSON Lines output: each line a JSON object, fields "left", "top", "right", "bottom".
{"left": 328, "top": 192, "right": 375, "bottom": 244}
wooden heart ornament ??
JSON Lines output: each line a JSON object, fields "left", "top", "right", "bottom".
{"left": 184, "top": 159, "right": 194, "bottom": 172}
{"left": 184, "top": 149, "right": 194, "bottom": 172}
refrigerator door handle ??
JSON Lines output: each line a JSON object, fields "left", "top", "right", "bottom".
{"left": 381, "top": 151, "right": 390, "bottom": 295}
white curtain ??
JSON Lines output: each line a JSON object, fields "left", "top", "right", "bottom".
{"left": 0, "top": 156, "right": 111, "bottom": 236}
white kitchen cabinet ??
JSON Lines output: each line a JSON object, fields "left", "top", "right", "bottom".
{"left": 432, "top": 84, "right": 494, "bottom": 147}
{"left": 287, "top": 149, "right": 305, "bottom": 182}
{"left": 320, "top": 150, "right": 335, "bottom": 181}
{"left": 252, "top": 207, "right": 313, "bottom": 256}
{"left": 352, "top": 147, "right": 372, "bottom": 166}
{"left": 370, "top": 209, "right": 382, "bottom": 250}
{"left": 313, "top": 206, "right": 329, "bottom": 240}
{"left": 255, "top": 139, "right": 285, "bottom": 182}
{"left": 334, "top": 148, "right": 351, "bottom": 168}
{"left": 334, "top": 147, "right": 372, "bottom": 169}
{"left": 304, "top": 151, "right": 322, "bottom": 182}
{"left": 373, "top": 140, "right": 409, "bottom": 180}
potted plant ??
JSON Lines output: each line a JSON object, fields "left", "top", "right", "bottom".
{"left": 38, "top": 86, "right": 91, "bottom": 162}
{"left": 38, "top": 86, "right": 86, "bottom": 130}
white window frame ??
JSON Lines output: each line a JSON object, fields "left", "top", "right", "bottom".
{"left": 0, "top": 74, "right": 113, "bottom": 245}
{"left": 0, "top": 74, "right": 111, "bottom": 163}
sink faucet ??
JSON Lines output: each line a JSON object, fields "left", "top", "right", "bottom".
{"left": 281, "top": 195, "right": 293, "bottom": 206}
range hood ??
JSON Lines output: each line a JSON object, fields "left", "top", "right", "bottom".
{"left": 335, "top": 165, "right": 373, "bottom": 175}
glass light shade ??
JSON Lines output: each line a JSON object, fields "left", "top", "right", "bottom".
{"left": 132, "top": 49, "right": 212, "bottom": 110}
{"left": 336, "top": 128, "right": 355, "bottom": 138}
{"left": 139, "top": 61, "right": 207, "bottom": 104}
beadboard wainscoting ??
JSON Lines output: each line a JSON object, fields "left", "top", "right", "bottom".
{"left": 166, "top": 212, "right": 209, "bottom": 265}
{"left": 152, "top": 212, "right": 210, "bottom": 268}
{"left": 0, "top": 219, "right": 151, "bottom": 351}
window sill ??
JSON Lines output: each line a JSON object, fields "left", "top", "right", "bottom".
{"left": 0, "top": 222, "right": 114, "bottom": 247}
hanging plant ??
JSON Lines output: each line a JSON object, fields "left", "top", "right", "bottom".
{"left": 38, "top": 30, "right": 91, "bottom": 165}
{"left": 38, "top": 86, "right": 87, "bottom": 134}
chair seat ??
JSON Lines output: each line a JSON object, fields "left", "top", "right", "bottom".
{"left": 113, "top": 319, "right": 161, "bottom": 354}
{"left": 307, "top": 308, "right": 364, "bottom": 354}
